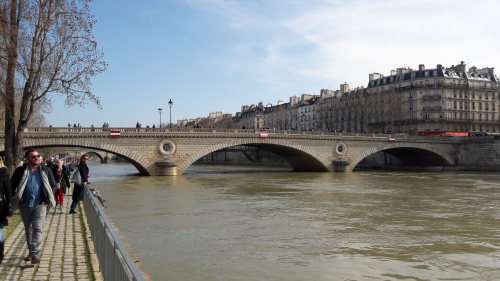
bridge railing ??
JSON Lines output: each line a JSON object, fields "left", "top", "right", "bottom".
{"left": 82, "top": 185, "right": 147, "bottom": 281}
{"left": 4, "top": 127, "right": 497, "bottom": 140}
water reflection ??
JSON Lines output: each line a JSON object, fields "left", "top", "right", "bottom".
{"left": 88, "top": 162, "right": 500, "bottom": 281}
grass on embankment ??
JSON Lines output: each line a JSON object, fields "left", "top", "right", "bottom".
{"left": 3, "top": 210, "right": 22, "bottom": 240}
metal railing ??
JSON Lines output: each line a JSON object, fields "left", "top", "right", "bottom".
{"left": 83, "top": 186, "right": 147, "bottom": 281}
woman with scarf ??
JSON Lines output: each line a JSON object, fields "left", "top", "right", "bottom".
{"left": 52, "top": 161, "right": 70, "bottom": 211}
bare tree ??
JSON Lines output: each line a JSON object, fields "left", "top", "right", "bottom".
{"left": 0, "top": 0, "right": 107, "bottom": 172}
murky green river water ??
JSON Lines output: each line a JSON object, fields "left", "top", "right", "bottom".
{"left": 88, "top": 162, "right": 500, "bottom": 281}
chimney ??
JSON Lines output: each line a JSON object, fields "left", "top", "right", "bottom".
{"left": 437, "top": 64, "right": 443, "bottom": 70}
{"left": 419, "top": 64, "right": 425, "bottom": 71}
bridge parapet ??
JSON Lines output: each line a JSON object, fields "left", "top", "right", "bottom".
{"left": 1, "top": 127, "right": 489, "bottom": 140}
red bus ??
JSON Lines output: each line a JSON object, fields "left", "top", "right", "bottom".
{"left": 418, "top": 132, "right": 471, "bottom": 136}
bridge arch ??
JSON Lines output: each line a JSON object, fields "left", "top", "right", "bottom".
{"left": 0, "top": 138, "right": 154, "bottom": 175}
{"left": 349, "top": 142, "right": 455, "bottom": 171}
{"left": 177, "top": 138, "right": 333, "bottom": 174}
{"left": 86, "top": 151, "right": 104, "bottom": 161}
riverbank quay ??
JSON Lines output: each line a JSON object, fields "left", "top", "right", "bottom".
{"left": 0, "top": 203, "right": 96, "bottom": 281}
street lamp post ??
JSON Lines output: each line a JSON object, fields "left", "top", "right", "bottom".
{"left": 168, "top": 99, "right": 173, "bottom": 128}
{"left": 158, "top": 108, "right": 162, "bottom": 128}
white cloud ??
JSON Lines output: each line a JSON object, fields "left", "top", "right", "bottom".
{"left": 183, "top": 0, "right": 500, "bottom": 92}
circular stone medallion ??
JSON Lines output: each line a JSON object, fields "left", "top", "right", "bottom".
{"left": 158, "top": 139, "right": 176, "bottom": 158}
{"left": 334, "top": 141, "right": 348, "bottom": 158}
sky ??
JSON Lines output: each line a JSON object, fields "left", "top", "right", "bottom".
{"left": 45, "top": 0, "right": 500, "bottom": 127}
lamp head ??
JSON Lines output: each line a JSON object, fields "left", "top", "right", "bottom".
{"left": 158, "top": 108, "right": 162, "bottom": 113}
{"left": 168, "top": 99, "right": 173, "bottom": 108}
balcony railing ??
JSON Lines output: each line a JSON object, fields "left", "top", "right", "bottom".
{"left": 423, "top": 94, "right": 442, "bottom": 99}
{"left": 395, "top": 117, "right": 500, "bottom": 124}
{"left": 422, "top": 106, "right": 442, "bottom": 111}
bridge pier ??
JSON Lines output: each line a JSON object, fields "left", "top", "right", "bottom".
{"left": 155, "top": 161, "right": 178, "bottom": 176}
{"left": 331, "top": 160, "right": 350, "bottom": 172}
{"left": 101, "top": 156, "right": 111, "bottom": 164}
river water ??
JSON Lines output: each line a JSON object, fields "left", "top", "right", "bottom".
{"left": 87, "top": 162, "right": 500, "bottom": 281}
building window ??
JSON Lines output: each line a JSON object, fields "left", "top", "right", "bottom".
{"left": 472, "top": 91, "right": 475, "bottom": 98}
{"left": 479, "top": 103, "right": 482, "bottom": 110}
{"left": 453, "top": 90, "right": 457, "bottom": 97}
{"left": 472, "top": 102, "right": 475, "bottom": 109}
{"left": 433, "top": 71, "right": 437, "bottom": 76}
{"left": 409, "top": 114, "right": 413, "bottom": 121}
{"left": 425, "top": 113, "right": 430, "bottom": 120}
{"left": 425, "top": 71, "right": 429, "bottom": 77}
{"left": 425, "top": 91, "right": 430, "bottom": 97}
{"left": 409, "top": 92, "right": 413, "bottom": 99}
{"left": 409, "top": 102, "right": 413, "bottom": 110}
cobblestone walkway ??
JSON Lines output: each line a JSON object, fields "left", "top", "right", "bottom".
{"left": 0, "top": 201, "right": 92, "bottom": 281}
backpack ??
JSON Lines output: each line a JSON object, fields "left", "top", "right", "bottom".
{"left": 70, "top": 170, "right": 82, "bottom": 186}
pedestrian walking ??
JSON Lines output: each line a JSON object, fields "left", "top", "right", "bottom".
{"left": 46, "top": 157, "right": 55, "bottom": 170}
{"left": 10, "top": 149, "right": 56, "bottom": 264}
{"left": 0, "top": 157, "right": 13, "bottom": 264}
{"left": 52, "top": 161, "right": 69, "bottom": 210}
{"left": 69, "top": 154, "right": 89, "bottom": 214}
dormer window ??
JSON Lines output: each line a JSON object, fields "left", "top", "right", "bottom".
{"left": 433, "top": 71, "right": 437, "bottom": 76}
{"left": 459, "top": 72, "right": 463, "bottom": 77}
{"left": 390, "top": 77, "right": 394, "bottom": 82}
{"left": 425, "top": 71, "right": 429, "bottom": 77}
{"left": 371, "top": 81, "right": 374, "bottom": 86}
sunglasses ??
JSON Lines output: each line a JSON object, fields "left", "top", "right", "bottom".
{"left": 83, "top": 158, "right": 89, "bottom": 160}
{"left": 29, "top": 155, "right": 41, "bottom": 159}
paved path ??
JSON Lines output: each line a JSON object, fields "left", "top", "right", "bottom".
{"left": 0, "top": 200, "right": 93, "bottom": 281}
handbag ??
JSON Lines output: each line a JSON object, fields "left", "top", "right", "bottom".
{"left": 70, "top": 170, "right": 82, "bottom": 186}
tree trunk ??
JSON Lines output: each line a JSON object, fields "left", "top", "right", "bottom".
{"left": 4, "top": 0, "right": 20, "bottom": 174}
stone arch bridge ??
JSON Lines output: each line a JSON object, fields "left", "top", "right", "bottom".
{"left": 0, "top": 127, "right": 496, "bottom": 176}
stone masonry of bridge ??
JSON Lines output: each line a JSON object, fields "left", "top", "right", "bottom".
{"left": 1, "top": 127, "right": 499, "bottom": 175}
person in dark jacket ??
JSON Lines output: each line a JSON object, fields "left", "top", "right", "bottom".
{"left": 11, "top": 149, "right": 56, "bottom": 264}
{"left": 52, "top": 161, "right": 70, "bottom": 211}
{"left": 69, "top": 154, "right": 89, "bottom": 214}
{"left": 0, "top": 157, "right": 12, "bottom": 264}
